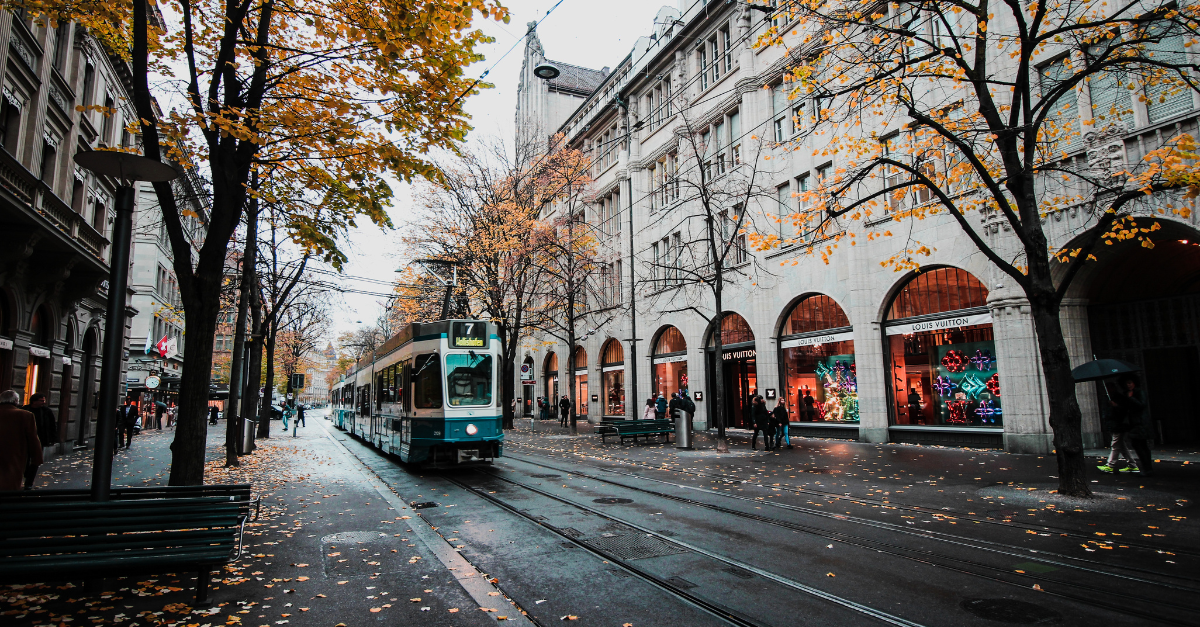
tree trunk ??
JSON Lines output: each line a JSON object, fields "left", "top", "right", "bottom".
{"left": 225, "top": 260, "right": 249, "bottom": 465}
{"left": 168, "top": 283, "right": 222, "bottom": 485}
{"left": 257, "top": 322, "right": 277, "bottom": 438}
{"left": 1027, "top": 291, "right": 1092, "bottom": 497}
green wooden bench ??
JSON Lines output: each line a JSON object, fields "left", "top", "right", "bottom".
{"left": 0, "top": 492, "right": 253, "bottom": 606}
{"left": 0, "top": 484, "right": 260, "bottom": 520}
{"left": 596, "top": 420, "right": 643, "bottom": 441}
{"left": 613, "top": 420, "right": 674, "bottom": 444}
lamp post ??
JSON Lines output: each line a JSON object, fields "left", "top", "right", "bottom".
{"left": 74, "top": 151, "right": 178, "bottom": 502}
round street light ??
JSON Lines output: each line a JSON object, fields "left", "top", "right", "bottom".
{"left": 74, "top": 150, "right": 178, "bottom": 502}
{"left": 533, "top": 63, "right": 560, "bottom": 80}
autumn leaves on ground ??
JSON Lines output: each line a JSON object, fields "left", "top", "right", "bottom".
{"left": 0, "top": 425, "right": 507, "bottom": 627}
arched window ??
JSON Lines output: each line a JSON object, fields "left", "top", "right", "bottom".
{"left": 779, "top": 295, "right": 857, "bottom": 424}
{"left": 884, "top": 267, "right": 1000, "bottom": 429}
{"left": 26, "top": 305, "right": 54, "bottom": 398}
{"left": 652, "top": 326, "right": 688, "bottom": 400}
{"left": 542, "top": 352, "right": 559, "bottom": 412}
{"left": 707, "top": 312, "right": 754, "bottom": 346}
{"left": 887, "top": 267, "right": 988, "bottom": 320}
{"left": 573, "top": 346, "right": 588, "bottom": 417}
{"left": 573, "top": 346, "right": 587, "bottom": 368}
{"left": 600, "top": 339, "right": 625, "bottom": 416}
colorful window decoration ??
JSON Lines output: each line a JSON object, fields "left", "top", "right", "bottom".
{"left": 779, "top": 295, "right": 857, "bottom": 423}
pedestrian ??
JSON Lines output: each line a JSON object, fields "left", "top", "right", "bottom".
{"left": 118, "top": 399, "right": 138, "bottom": 448}
{"left": 296, "top": 404, "right": 306, "bottom": 427}
{"left": 668, "top": 392, "right": 682, "bottom": 421}
{"left": 154, "top": 402, "right": 165, "bottom": 430}
{"left": 642, "top": 398, "right": 656, "bottom": 421}
{"left": 0, "top": 390, "right": 42, "bottom": 491}
{"left": 655, "top": 394, "right": 667, "bottom": 421}
{"left": 538, "top": 398, "right": 548, "bottom": 422}
{"left": 751, "top": 396, "right": 773, "bottom": 451}
{"left": 1098, "top": 381, "right": 1137, "bottom": 473}
{"left": 907, "top": 387, "right": 923, "bottom": 423}
{"left": 167, "top": 404, "right": 177, "bottom": 427}
{"left": 773, "top": 399, "right": 792, "bottom": 450}
{"left": 1108, "top": 375, "right": 1154, "bottom": 476}
{"left": 802, "top": 388, "right": 817, "bottom": 421}
{"left": 559, "top": 395, "right": 571, "bottom": 427}
{"left": 209, "top": 405, "right": 219, "bottom": 425}
{"left": 24, "top": 392, "right": 58, "bottom": 455}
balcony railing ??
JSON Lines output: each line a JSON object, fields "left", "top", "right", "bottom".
{"left": 0, "top": 148, "right": 110, "bottom": 264}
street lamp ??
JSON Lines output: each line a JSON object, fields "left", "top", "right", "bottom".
{"left": 74, "top": 151, "right": 178, "bottom": 502}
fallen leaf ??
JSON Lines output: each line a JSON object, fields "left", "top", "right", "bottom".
{"left": 410, "top": 598, "right": 422, "bottom": 603}
{"left": 369, "top": 607, "right": 382, "bottom": 613}
{"left": 561, "top": 615, "right": 579, "bottom": 621}
{"left": 337, "top": 581, "right": 349, "bottom": 585}
{"left": 449, "top": 608, "right": 460, "bottom": 613}
{"left": 488, "top": 592, "right": 500, "bottom": 596}
{"left": 1033, "top": 584, "right": 1044, "bottom": 591}
{"left": 296, "top": 577, "right": 309, "bottom": 582}
{"left": 826, "top": 573, "right": 836, "bottom": 577}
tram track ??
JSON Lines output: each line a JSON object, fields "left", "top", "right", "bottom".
{"left": 484, "top": 452, "right": 1200, "bottom": 626}
{"left": 444, "top": 470, "right": 930, "bottom": 627}
{"left": 510, "top": 442, "right": 1198, "bottom": 558}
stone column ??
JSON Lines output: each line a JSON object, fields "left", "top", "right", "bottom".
{"left": 989, "top": 295, "right": 1053, "bottom": 454}
{"left": 850, "top": 241, "right": 888, "bottom": 443}
{"left": 1060, "top": 298, "right": 1103, "bottom": 448}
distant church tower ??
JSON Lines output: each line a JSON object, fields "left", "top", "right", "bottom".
{"left": 515, "top": 21, "right": 609, "bottom": 150}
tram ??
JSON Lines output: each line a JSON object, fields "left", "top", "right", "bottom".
{"left": 329, "top": 319, "right": 502, "bottom": 465}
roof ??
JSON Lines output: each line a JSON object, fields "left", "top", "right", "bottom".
{"left": 546, "top": 59, "right": 609, "bottom": 95}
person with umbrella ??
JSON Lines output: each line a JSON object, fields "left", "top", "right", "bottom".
{"left": 153, "top": 401, "right": 167, "bottom": 430}
{"left": 1072, "top": 358, "right": 1154, "bottom": 477}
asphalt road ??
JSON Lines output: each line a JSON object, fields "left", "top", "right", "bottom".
{"left": 328, "top": 420, "right": 1199, "bottom": 627}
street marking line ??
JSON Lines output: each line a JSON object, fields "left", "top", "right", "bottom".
{"left": 318, "top": 422, "right": 535, "bottom": 627}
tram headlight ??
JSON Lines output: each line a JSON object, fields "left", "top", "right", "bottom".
{"left": 465, "top": 423, "right": 478, "bottom": 436}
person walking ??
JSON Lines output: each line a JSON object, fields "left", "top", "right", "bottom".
{"left": 296, "top": 404, "right": 306, "bottom": 428}
{"left": 167, "top": 404, "right": 177, "bottom": 427}
{"left": 655, "top": 394, "right": 667, "bottom": 421}
{"left": 751, "top": 396, "right": 773, "bottom": 451}
{"left": 0, "top": 390, "right": 42, "bottom": 491}
{"left": 772, "top": 399, "right": 792, "bottom": 450}
{"left": 1098, "top": 381, "right": 1138, "bottom": 473}
{"left": 23, "top": 393, "right": 56, "bottom": 488}
{"left": 118, "top": 399, "right": 138, "bottom": 449}
{"left": 802, "top": 389, "right": 817, "bottom": 422}
{"left": 642, "top": 398, "right": 657, "bottom": 421}
{"left": 538, "top": 398, "right": 548, "bottom": 422}
{"left": 1110, "top": 375, "right": 1154, "bottom": 476}
{"left": 559, "top": 395, "right": 571, "bottom": 428}
{"left": 154, "top": 402, "right": 166, "bottom": 430}
{"left": 209, "top": 405, "right": 219, "bottom": 425}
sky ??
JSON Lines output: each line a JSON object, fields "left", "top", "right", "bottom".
{"left": 328, "top": 0, "right": 669, "bottom": 339}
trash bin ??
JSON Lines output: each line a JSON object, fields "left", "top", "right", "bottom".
{"left": 674, "top": 411, "right": 693, "bottom": 449}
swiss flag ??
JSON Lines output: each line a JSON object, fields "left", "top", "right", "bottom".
{"left": 155, "top": 335, "right": 171, "bottom": 356}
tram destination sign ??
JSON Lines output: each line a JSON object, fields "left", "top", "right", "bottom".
{"left": 885, "top": 312, "right": 992, "bottom": 336}
{"left": 451, "top": 321, "right": 487, "bottom": 348}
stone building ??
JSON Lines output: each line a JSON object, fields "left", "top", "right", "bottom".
{"left": 514, "top": 2, "right": 1200, "bottom": 453}
{"left": 0, "top": 11, "right": 153, "bottom": 455}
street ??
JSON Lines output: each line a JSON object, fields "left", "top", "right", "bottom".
{"left": 9, "top": 411, "right": 1193, "bottom": 627}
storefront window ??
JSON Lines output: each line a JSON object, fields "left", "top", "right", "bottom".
{"left": 601, "top": 339, "right": 625, "bottom": 416}
{"left": 543, "top": 352, "right": 558, "bottom": 411}
{"left": 885, "top": 268, "right": 1000, "bottom": 427}
{"left": 573, "top": 346, "right": 588, "bottom": 416}
{"left": 706, "top": 313, "right": 756, "bottom": 428}
{"left": 652, "top": 326, "right": 688, "bottom": 400}
{"left": 779, "top": 295, "right": 857, "bottom": 423}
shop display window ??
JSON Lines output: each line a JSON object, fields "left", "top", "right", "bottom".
{"left": 779, "top": 295, "right": 857, "bottom": 423}
{"left": 601, "top": 339, "right": 625, "bottom": 416}
{"left": 888, "top": 326, "right": 1001, "bottom": 426}
{"left": 652, "top": 326, "right": 688, "bottom": 400}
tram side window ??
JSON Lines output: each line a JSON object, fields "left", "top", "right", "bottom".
{"left": 413, "top": 354, "right": 443, "bottom": 409}
{"left": 446, "top": 353, "right": 493, "bottom": 406}
{"left": 399, "top": 360, "right": 411, "bottom": 410}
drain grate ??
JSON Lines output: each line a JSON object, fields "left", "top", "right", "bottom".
{"left": 960, "top": 598, "right": 1062, "bottom": 624}
{"left": 593, "top": 497, "right": 634, "bottom": 504}
{"left": 582, "top": 533, "right": 689, "bottom": 561}
{"left": 410, "top": 501, "right": 440, "bottom": 509}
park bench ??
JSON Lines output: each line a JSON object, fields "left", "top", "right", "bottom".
{"left": 611, "top": 419, "right": 674, "bottom": 444}
{"left": 0, "top": 484, "right": 260, "bottom": 519}
{"left": 0, "top": 486, "right": 257, "bottom": 606}
{"left": 596, "top": 420, "right": 643, "bottom": 441}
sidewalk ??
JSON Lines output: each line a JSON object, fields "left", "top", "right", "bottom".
{"left": 507, "top": 418, "right": 1199, "bottom": 538}
{"left": 2, "top": 417, "right": 518, "bottom": 627}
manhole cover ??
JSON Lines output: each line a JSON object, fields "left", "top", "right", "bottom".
{"left": 410, "top": 501, "right": 440, "bottom": 509}
{"left": 530, "top": 474, "right": 560, "bottom": 479}
{"left": 961, "top": 598, "right": 1062, "bottom": 624}
{"left": 593, "top": 497, "right": 634, "bottom": 504}
{"left": 582, "top": 533, "right": 688, "bottom": 561}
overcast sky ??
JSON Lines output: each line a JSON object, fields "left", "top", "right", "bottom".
{"left": 328, "top": 0, "right": 668, "bottom": 339}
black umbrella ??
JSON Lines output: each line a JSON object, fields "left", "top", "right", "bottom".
{"left": 1071, "top": 358, "right": 1140, "bottom": 382}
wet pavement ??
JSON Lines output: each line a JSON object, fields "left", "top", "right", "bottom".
{"left": 2, "top": 415, "right": 1196, "bottom": 626}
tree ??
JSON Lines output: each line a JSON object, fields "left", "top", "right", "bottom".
{"left": 638, "top": 111, "right": 776, "bottom": 452}
{"left": 755, "top": 0, "right": 1200, "bottom": 496}
{"left": 10, "top": 0, "right": 508, "bottom": 484}
{"left": 405, "top": 136, "right": 577, "bottom": 429}
{"left": 528, "top": 143, "right": 606, "bottom": 434}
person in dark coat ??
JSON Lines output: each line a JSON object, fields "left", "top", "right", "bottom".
{"left": 296, "top": 404, "right": 306, "bottom": 427}
{"left": 751, "top": 396, "right": 773, "bottom": 451}
{"left": 655, "top": 394, "right": 667, "bottom": 420}
{"left": 1109, "top": 375, "right": 1153, "bottom": 476}
{"left": 209, "top": 406, "right": 219, "bottom": 425}
{"left": 154, "top": 402, "right": 165, "bottom": 430}
{"left": 117, "top": 400, "right": 138, "bottom": 448}
{"left": 0, "top": 390, "right": 42, "bottom": 491}
{"left": 23, "top": 393, "right": 56, "bottom": 488}
{"left": 559, "top": 395, "right": 571, "bottom": 427}
{"left": 772, "top": 400, "right": 792, "bottom": 450}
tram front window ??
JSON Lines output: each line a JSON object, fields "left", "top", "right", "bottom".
{"left": 413, "top": 354, "right": 443, "bottom": 409}
{"left": 445, "top": 352, "right": 493, "bottom": 406}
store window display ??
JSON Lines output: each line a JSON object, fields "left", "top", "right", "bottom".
{"left": 651, "top": 326, "right": 688, "bottom": 400}
{"left": 600, "top": 339, "right": 625, "bottom": 416}
{"left": 778, "top": 295, "right": 857, "bottom": 423}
